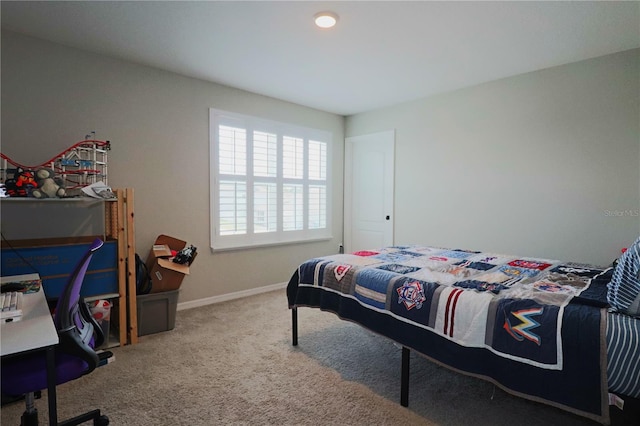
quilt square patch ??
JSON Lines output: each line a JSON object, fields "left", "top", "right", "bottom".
{"left": 488, "top": 299, "right": 560, "bottom": 366}
{"left": 440, "top": 263, "right": 477, "bottom": 279}
{"left": 497, "top": 264, "right": 540, "bottom": 280}
{"left": 439, "top": 249, "right": 478, "bottom": 259}
{"left": 508, "top": 259, "right": 552, "bottom": 271}
{"left": 390, "top": 277, "right": 438, "bottom": 326}
{"left": 425, "top": 254, "right": 458, "bottom": 264}
{"left": 353, "top": 250, "right": 379, "bottom": 257}
{"left": 323, "top": 263, "right": 357, "bottom": 294}
{"left": 467, "top": 253, "right": 515, "bottom": 265}
{"left": 354, "top": 268, "right": 398, "bottom": 309}
{"left": 377, "top": 263, "right": 421, "bottom": 275}
{"left": 455, "top": 260, "right": 495, "bottom": 271}
{"left": 550, "top": 263, "right": 606, "bottom": 277}
{"left": 298, "top": 258, "right": 329, "bottom": 285}
{"left": 409, "top": 246, "right": 442, "bottom": 255}
{"left": 374, "top": 250, "right": 424, "bottom": 263}
{"left": 455, "top": 280, "right": 509, "bottom": 294}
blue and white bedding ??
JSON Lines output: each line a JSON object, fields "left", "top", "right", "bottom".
{"left": 607, "top": 312, "right": 640, "bottom": 398}
{"left": 288, "top": 245, "right": 640, "bottom": 425}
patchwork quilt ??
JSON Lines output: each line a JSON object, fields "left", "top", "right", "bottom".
{"left": 288, "top": 245, "right": 610, "bottom": 423}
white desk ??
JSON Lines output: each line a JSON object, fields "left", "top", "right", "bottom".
{"left": 1, "top": 285, "right": 58, "bottom": 354}
{"left": 1, "top": 276, "right": 59, "bottom": 425}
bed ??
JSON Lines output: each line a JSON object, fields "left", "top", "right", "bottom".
{"left": 287, "top": 238, "right": 640, "bottom": 425}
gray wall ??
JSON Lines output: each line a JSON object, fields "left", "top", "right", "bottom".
{"left": 1, "top": 31, "right": 345, "bottom": 303}
{"left": 346, "top": 49, "right": 640, "bottom": 266}
{"left": 3, "top": 29, "right": 638, "bottom": 307}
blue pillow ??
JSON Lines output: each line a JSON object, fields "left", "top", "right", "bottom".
{"left": 607, "top": 236, "right": 640, "bottom": 317}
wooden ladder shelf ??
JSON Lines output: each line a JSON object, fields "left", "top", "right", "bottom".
{"left": 105, "top": 188, "right": 138, "bottom": 345}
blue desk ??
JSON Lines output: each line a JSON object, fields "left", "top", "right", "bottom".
{"left": 1, "top": 275, "right": 59, "bottom": 426}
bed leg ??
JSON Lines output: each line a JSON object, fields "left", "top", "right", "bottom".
{"left": 292, "top": 307, "right": 298, "bottom": 346}
{"left": 401, "top": 346, "right": 410, "bottom": 407}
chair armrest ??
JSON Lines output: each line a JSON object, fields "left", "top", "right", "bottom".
{"left": 58, "top": 326, "right": 100, "bottom": 375}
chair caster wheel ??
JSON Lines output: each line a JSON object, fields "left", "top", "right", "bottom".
{"left": 94, "top": 415, "right": 109, "bottom": 425}
{"left": 21, "top": 409, "right": 39, "bottom": 426}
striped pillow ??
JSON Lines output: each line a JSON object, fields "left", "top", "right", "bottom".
{"left": 607, "top": 236, "right": 640, "bottom": 317}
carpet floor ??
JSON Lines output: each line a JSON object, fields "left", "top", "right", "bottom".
{"left": 1, "top": 289, "right": 615, "bottom": 425}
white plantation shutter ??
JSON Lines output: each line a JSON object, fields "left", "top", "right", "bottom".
{"left": 283, "top": 184, "right": 304, "bottom": 231}
{"left": 218, "top": 126, "right": 246, "bottom": 175}
{"left": 307, "top": 140, "right": 327, "bottom": 230}
{"left": 253, "top": 131, "right": 277, "bottom": 177}
{"left": 308, "top": 140, "right": 327, "bottom": 180}
{"left": 210, "top": 109, "right": 332, "bottom": 250}
{"left": 283, "top": 136, "right": 304, "bottom": 179}
{"left": 308, "top": 185, "right": 326, "bottom": 229}
{"left": 219, "top": 181, "right": 247, "bottom": 235}
{"left": 254, "top": 182, "right": 277, "bottom": 233}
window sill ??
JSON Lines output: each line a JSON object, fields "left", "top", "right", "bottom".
{"left": 210, "top": 236, "right": 333, "bottom": 252}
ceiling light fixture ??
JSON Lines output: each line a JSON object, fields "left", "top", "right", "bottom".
{"left": 314, "top": 11, "right": 338, "bottom": 29}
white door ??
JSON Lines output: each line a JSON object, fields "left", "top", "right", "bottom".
{"left": 344, "top": 130, "right": 395, "bottom": 253}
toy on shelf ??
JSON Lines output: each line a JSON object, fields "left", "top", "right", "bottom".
{"left": 31, "top": 168, "right": 66, "bottom": 199}
{"left": 1, "top": 137, "right": 110, "bottom": 197}
{"left": 3, "top": 168, "right": 38, "bottom": 197}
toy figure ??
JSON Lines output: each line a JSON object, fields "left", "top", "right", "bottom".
{"left": 4, "top": 168, "right": 38, "bottom": 197}
{"left": 31, "top": 168, "right": 66, "bottom": 198}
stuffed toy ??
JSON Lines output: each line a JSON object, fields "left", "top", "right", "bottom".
{"left": 31, "top": 168, "right": 66, "bottom": 198}
{"left": 4, "top": 168, "right": 38, "bottom": 197}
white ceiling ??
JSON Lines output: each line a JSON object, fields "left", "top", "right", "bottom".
{"left": 2, "top": 1, "right": 639, "bottom": 116}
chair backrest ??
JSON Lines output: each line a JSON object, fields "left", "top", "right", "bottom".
{"left": 54, "top": 238, "right": 103, "bottom": 329}
{"left": 53, "top": 238, "right": 105, "bottom": 371}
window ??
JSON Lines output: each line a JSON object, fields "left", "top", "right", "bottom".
{"left": 210, "top": 109, "right": 332, "bottom": 250}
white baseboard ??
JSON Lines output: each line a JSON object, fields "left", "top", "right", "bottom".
{"left": 176, "top": 281, "right": 288, "bottom": 311}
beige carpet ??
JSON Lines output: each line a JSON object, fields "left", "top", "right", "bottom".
{"left": 1, "top": 289, "right": 605, "bottom": 425}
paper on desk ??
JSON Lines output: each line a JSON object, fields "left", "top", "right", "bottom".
{"left": 81, "top": 181, "right": 116, "bottom": 199}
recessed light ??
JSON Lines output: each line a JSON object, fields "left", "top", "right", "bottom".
{"left": 314, "top": 11, "right": 338, "bottom": 29}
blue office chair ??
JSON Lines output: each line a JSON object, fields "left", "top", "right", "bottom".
{"left": 1, "top": 238, "right": 111, "bottom": 426}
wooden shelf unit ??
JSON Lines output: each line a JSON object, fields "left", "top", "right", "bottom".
{"left": 1, "top": 189, "right": 138, "bottom": 346}
{"left": 104, "top": 188, "right": 138, "bottom": 345}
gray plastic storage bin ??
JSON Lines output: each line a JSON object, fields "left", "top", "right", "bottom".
{"left": 136, "top": 289, "right": 179, "bottom": 336}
